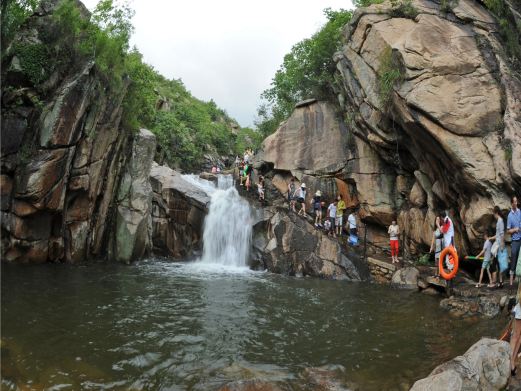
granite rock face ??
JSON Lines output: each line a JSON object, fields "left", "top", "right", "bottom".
{"left": 256, "top": 0, "right": 521, "bottom": 256}
{"left": 252, "top": 206, "right": 370, "bottom": 280}
{"left": 150, "top": 164, "right": 209, "bottom": 258}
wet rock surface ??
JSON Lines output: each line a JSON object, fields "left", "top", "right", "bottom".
{"left": 410, "top": 338, "right": 510, "bottom": 391}
{"left": 252, "top": 206, "right": 369, "bottom": 280}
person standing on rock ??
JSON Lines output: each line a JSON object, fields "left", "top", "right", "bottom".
{"left": 288, "top": 178, "right": 296, "bottom": 212}
{"left": 295, "top": 183, "right": 307, "bottom": 216}
{"left": 507, "top": 196, "right": 521, "bottom": 287}
{"left": 429, "top": 216, "right": 444, "bottom": 278}
{"left": 347, "top": 210, "right": 357, "bottom": 236}
{"left": 437, "top": 210, "right": 455, "bottom": 273}
{"left": 336, "top": 195, "right": 346, "bottom": 236}
{"left": 312, "top": 190, "right": 323, "bottom": 227}
{"left": 489, "top": 206, "right": 505, "bottom": 288}
{"left": 388, "top": 220, "right": 400, "bottom": 264}
{"left": 327, "top": 200, "right": 337, "bottom": 238}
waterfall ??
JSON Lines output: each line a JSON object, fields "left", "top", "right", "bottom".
{"left": 181, "top": 174, "right": 251, "bottom": 268}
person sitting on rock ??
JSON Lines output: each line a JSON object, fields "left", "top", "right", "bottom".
{"left": 474, "top": 228, "right": 494, "bottom": 288}
{"left": 327, "top": 201, "right": 337, "bottom": 238}
{"left": 294, "top": 183, "right": 307, "bottom": 216}
{"left": 312, "top": 190, "right": 323, "bottom": 227}
{"left": 336, "top": 195, "right": 346, "bottom": 236}
{"left": 324, "top": 218, "right": 332, "bottom": 235}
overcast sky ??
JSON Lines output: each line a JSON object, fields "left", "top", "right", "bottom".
{"left": 82, "top": 0, "right": 354, "bottom": 127}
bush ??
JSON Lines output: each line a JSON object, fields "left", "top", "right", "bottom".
{"left": 378, "top": 46, "right": 404, "bottom": 110}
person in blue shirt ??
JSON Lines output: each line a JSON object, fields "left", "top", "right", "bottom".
{"left": 507, "top": 196, "right": 521, "bottom": 287}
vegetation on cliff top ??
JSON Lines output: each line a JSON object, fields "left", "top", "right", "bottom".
{"left": 255, "top": 8, "right": 353, "bottom": 137}
{"left": 2, "top": 0, "right": 256, "bottom": 170}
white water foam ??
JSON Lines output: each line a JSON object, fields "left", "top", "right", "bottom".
{"left": 181, "top": 174, "right": 251, "bottom": 270}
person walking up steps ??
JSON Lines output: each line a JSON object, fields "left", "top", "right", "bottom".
{"left": 336, "top": 195, "right": 346, "bottom": 236}
{"left": 295, "top": 183, "right": 307, "bottom": 217}
{"left": 327, "top": 200, "right": 337, "bottom": 238}
{"left": 388, "top": 220, "right": 400, "bottom": 264}
{"left": 312, "top": 190, "right": 323, "bottom": 227}
{"left": 508, "top": 196, "right": 521, "bottom": 287}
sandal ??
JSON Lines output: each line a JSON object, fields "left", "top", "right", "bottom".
{"left": 475, "top": 283, "right": 481, "bottom": 288}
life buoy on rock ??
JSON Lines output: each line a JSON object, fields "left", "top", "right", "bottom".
{"left": 439, "top": 246, "right": 458, "bottom": 280}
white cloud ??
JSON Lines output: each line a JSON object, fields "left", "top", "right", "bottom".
{"left": 81, "top": 0, "right": 354, "bottom": 127}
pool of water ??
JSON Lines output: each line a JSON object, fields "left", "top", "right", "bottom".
{"left": 1, "top": 260, "right": 502, "bottom": 390}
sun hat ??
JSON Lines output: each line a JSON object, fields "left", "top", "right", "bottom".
{"left": 301, "top": 183, "right": 306, "bottom": 188}
{"left": 316, "top": 190, "right": 321, "bottom": 196}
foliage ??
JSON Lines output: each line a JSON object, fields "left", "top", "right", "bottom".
{"left": 256, "top": 8, "right": 353, "bottom": 137}
{"left": 234, "top": 127, "right": 263, "bottom": 155}
{"left": 483, "top": 0, "right": 521, "bottom": 64}
{"left": 1, "top": 0, "right": 39, "bottom": 52}
{"left": 353, "top": 0, "right": 384, "bottom": 7}
{"left": 378, "top": 46, "right": 404, "bottom": 110}
{"left": 12, "top": 42, "right": 49, "bottom": 84}
{"left": 3, "top": 0, "right": 261, "bottom": 171}
{"left": 389, "top": 0, "right": 418, "bottom": 19}
{"left": 416, "top": 253, "right": 432, "bottom": 265}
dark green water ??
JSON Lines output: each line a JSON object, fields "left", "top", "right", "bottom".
{"left": 1, "top": 260, "right": 502, "bottom": 390}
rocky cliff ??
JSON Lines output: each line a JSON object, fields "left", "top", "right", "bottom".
{"left": 0, "top": 1, "right": 155, "bottom": 263}
{"left": 256, "top": 0, "right": 521, "bottom": 255}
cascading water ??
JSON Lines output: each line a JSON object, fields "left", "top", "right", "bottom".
{"left": 181, "top": 174, "right": 252, "bottom": 268}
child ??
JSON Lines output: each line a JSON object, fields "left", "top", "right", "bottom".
{"left": 324, "top": 218, "right": 332, "bottom": 235}
{"left": 327, "top": 201, "right": 337, "bottom": 238}
{"left": 312, "top": 190, "right": 322, "bottom": 227}
{"left": 475, "top": 229, "right": 494, "bottom": 288}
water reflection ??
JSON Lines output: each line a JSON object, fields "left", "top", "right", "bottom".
{"left": 1, "top": 260, "right": 502, "bottom": 390}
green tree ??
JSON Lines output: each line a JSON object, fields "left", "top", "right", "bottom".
{"left": 1, "top": 0, "right": 39, "bottom": 53}
{"left": 256, "top": 8, "right": 353, "bottom": 137}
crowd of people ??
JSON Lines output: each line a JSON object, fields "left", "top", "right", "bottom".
{"left": 286, "top": 178, "right": 358, "bottom": 243}
{"left": 236, "top": 149, "right": 266, "bottom": 202}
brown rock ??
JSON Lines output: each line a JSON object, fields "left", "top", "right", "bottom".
{"left": 0, "top": 175, "right": 13, "bottom": 211}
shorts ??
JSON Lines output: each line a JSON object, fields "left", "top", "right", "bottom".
{"left": 350, "top": 228, "right": 357, "bottom": 236}
{"left": 335, "top": 216, "right": 343, "bottom": 227}
{"left": 482, "top": 256, "right": 491, "bottom": 270}
{"left": 314, "top": 203, "right": 321, "bottom": 211}
{"left": 511, "top": 240, "right": 521, "bottom": 275}
{"left": 297, "top": 197, "right": 304, "bottom": 203}
{"left": 329, "top": 217, "right": 336, "bottom": 230}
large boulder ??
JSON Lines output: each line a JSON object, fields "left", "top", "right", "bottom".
{"left": 252, "top": 206, "right": 369, "bottom": 280}
{"left": 256, "top": 101, "right": 349, "bottom": 175}
{"left": 391, "top": 266, "right": 419, "bottom": 289}
{"left": 150, "top": 164, "right": 210, "bottom": 258}
{"left": 410, "top": 338, "right": 510, "bottom": 391}
{"left": 112, "top": 129, "right": 156, "bottom": 263}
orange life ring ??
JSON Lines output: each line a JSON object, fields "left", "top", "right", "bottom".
{"left": 439, "top": 245, "right": 459, "bottom": 280}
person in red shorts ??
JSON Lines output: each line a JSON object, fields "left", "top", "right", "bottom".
{"left": 388, "top": 220, "right": 400, "bottom": 264}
